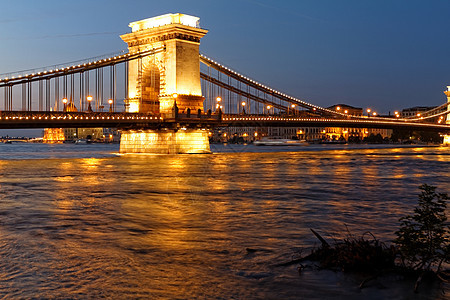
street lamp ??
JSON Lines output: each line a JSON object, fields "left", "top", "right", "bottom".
{"left": 289, "top": 104, "right": 296, "bottom": 115}
{"left": 266, "top": 105, "right": 271, "bottom": 115}
{"left": 367, "top": 108, "right": 371, "bottom": 117}
{"left": 108, "top": 99, "right": 113, "bottom": 112}
{"left": 216, "top": 97, "right": 222, "bottom": 112}
{"left": 241, "top": 101, "right": 246, "bottom": 114}
{"left": 87, "top": 95, "right": 93, "bottom": 112}
{"left": 62, "top": 98, "right": 68, "bottom": 111}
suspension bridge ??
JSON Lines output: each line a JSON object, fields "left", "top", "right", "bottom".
{"left": 0, "top": 13, "right": 449, "bottom": 153}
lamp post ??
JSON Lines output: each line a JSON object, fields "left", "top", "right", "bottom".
{"left": 108, "top": 99, "right": 113, "bottom": 112}
{"left": 266, "top": 105, "right": 271, "bottom": 115}
{"left": 62, "top": 98, "right": 68, "bottom": 111}
{"left": 216, "top": 96, "right": 222, "bottom": 112}
{"left": 367, "top": 108, "right": 371, "bottom": 117}
{"left": 241, "top": 101, "right": 246, "bottom": 114}
{"left": 87, "top": 95, "right": 93, "bottom": 112}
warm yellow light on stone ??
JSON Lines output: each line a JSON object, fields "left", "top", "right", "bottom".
{"left": 129, "top": 13, "right": 200, "bottom": 32}
{"left": 43, "top": 128, "right": 65, "bottom": 143}
{"left": 120, "top": 13, "right": 210, "bottom": 153}
{"left": 120, "top": 129, "right": 211, "bottom": 154}
{"left": 128, "top": 102, "right": 139, "bottom": 113}
{"left": 443, "top": 86, "right": 450, "bottom": 146}
{"left": 121, "top": 13, "right": 207, "bottom": 114}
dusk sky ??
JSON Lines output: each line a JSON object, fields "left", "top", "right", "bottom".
{"left": 1, "top": 0, "right": 450, "bottom": 135}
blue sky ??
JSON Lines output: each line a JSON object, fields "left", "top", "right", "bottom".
{"left": 1, "top": 0, "right": 450, "bottom": 136}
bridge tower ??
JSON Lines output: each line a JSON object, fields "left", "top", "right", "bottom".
{"left": 119, "top": 13, "right": 210, "bottom": 153}
{"left": 444, "top": 86, "right": 450, "bottom": 146}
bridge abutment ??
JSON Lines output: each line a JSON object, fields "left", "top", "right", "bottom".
{"left": 120, "top": 129, "right": 210, "bottom": 154}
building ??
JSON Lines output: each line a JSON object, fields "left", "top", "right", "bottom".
{"left": 43, "top": 127, "right": 105, "bottom": 143}
{"left": 213, "top": 103, "right": 393, "bottom": 142}
{"left": 401, "top": 106, "right": 437, "bottom": 118}
{"left": 64, "top": 128, "right": 104, "bottom": 141}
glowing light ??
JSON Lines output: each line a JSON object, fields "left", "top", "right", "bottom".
{"left": 129, "top": 13, "right": 200, "bottom": 32}
{"left": 336, "top": 106, "right": 341, "bottom": 111}
{"left": 128, "top": 102, "right": 139, "bottom": 113}
{"left": 241, "top": 101, "right": 246, "bottom": 106}
{"left": 291, "top": 104, "right": 295, "bottom": 108}
{"left": 62, "top": 98, "right": 68, "bottom": 104}
{"left": 108, "top": 99, "right": 113, "bottom": 105}
{"left": 267, "top": 105, "right": 271, "bottom": 110}
{"left": 216, "top": 97, "right": 221, "bottom": 102}
{"left": 344, "top": 110, "right": 348, "bottom": 114}
{"left": 367, "top": 108, "right": 371, "bottom": 113}
{"left": 87, "top": 96, "right": 93, "bottom": 101}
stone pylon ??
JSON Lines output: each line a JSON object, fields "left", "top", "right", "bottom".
{"left": 119, "top": 13, "right": 210, "bottom": 154}
{"left": 443, "top": 86, "right": 450, "bottom": 146}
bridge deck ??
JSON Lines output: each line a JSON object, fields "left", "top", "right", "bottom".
{"left": 0, "top": 111, "right": 448, "bottom": 132}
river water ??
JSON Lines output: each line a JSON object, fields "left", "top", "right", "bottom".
{"left": 0, "top": 143, "right": 448, "bottom": 299}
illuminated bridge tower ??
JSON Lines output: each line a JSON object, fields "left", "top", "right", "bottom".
{"left": 119, "top": 13, "right": 210, "bottom": 153}
{"left": 444, "top": 86, "right": 450, "bottom": 146}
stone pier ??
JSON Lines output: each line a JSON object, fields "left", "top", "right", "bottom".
{"left": 119, "top": 129, "right": 210, "bottom": 154}
{"left": 444, "top": 86, "right": 450, "bottom": 146}
{"left": 119, "top": 13, "right": 210, "bottom": 154}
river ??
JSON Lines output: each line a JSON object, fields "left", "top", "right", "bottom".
{"left": 0, "top": 143, "right": 448, "bottom": 299}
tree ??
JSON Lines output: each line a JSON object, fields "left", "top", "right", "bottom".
{"left": 394, "top": 184, "right": 449, "bottom": 272}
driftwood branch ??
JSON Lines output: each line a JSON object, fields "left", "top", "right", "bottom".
{"left": 310, "top": 229, "right": 329, "bottom": 248}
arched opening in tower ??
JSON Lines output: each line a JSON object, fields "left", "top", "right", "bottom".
{"left": 140, "top": 62, "right": 161, "bottom": 114}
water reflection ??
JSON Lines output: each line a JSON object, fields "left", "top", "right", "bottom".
{"left": 0, "top": 145, "right": 448, "bottom": 298}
